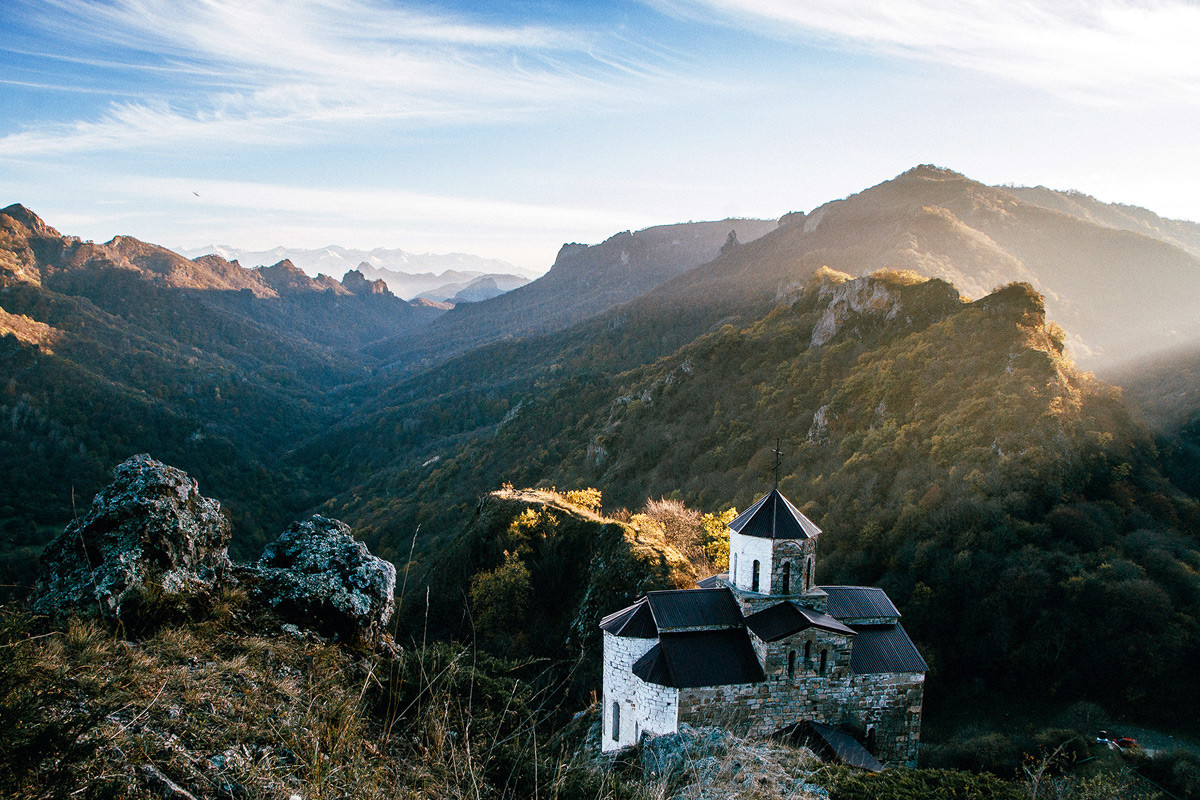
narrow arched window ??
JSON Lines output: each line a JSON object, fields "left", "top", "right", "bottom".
{"left": 806, "top": 557, "right": 814, "bottom": 590}
{"left": 819, "top": 649, "right": 828, "bottom": 676}
{"left": 781, "top": 561, "right": 791, "bottom": 594}
{"left": 612, "top": 702, "right": 620, "bottom": 741}
{"left": 787, "top": 650, "right": 796, "bottom": 678}
{"left": 804, "top": 641, "right": 811, "bottom": 666}
{"left": 732, "top": 553, "right": 738, "bottom": 586}
{"left": 751, "top": 560, "right": 760, "bottom": 592}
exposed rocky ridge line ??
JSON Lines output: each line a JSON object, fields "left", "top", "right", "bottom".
{"left": 808, "top": 268, "right": 961, "bottom": 347}
{"left": 28, "top": 455, "right": 396, "bottom": 642}
{"left": 0, "top": 205, "right": 421, "bottom": 303}
{"left": 175, "top": 242, "right": 532, "bottom": 291}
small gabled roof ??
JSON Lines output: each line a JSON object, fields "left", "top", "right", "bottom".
{"left": 645, "top": 588, "right": 743, "bottom": 630}
{"left": 821, "top": 586, "right": 900, "bottom": 622}
{"left": 632, "top": 629, "right": 765, "bottom": 688}
{"left": 728, "top": 488, "right": 822, "bottom": 540}
{"left": 696, "top": 573, "right": 727, "bottom": 589}
{"left": 778, "top": 721, "right": 884, "bottom": 772}
{"left": 745, "top": 601, "right": 857, "bottom": 642}
{"left": 849, "top": 623, "right": 928, "bottom": 675}
{"left": 598, "top": 598, "right": 658, "bottom": 638}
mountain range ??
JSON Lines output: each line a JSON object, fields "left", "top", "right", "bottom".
{"left": 4, "top": 165, "right": 1200, "bottom": 726}
{"left": 176, "top": 243, "right": 535, "bottom": 300}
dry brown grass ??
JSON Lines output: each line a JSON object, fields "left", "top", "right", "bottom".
{"left": 1, "top": 603, "right": 395, "bottom": 799}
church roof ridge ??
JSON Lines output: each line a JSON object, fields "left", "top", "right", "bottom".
{"left": 728, "top": 487, "right": 822, "bottom": 540}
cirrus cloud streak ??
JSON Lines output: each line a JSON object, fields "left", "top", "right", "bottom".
{"left": 652, "top": 0, "right": 1200, "bottom": 104}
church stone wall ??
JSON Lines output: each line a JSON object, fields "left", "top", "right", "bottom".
{"left": 602, "top": 631, "right": 659, "bottom": 751}
{"left": 632, "top": 676, "right": 679, "bottom": 741}
{"left": 677, "top": 629, "right": 923, "bottom": 766}
{"left": 768, "top": 538, "right": 817, "bottom": 595}
{"left": 729, "top": 532, "right": 774, "bottom": 594}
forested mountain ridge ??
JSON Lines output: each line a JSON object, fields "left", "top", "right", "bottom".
{"left": 320, "top": 267, "right": 1200, "bottom": 720}
{"left": 0, "top": 204, "right": 437, "bottom": 572}
{"left": 647, "top": 165, "right": 1200, "bottom": 370}
{"left": 359, "top": 165, "right": 1200, "bottom": 378}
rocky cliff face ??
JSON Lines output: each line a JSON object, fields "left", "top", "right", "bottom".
{"left": 808, "top": 268, "right": 961, "bottom": 346}
{"left": 341, "top": 268, "right": 394, "bottom": 296}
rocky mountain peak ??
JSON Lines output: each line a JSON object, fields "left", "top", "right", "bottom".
{"left": 0, "top": 203, "right": 59, "bottom": 237}
{"left": 341, "top": 268, "right": 394, "bottom": 296}
{"left": 899, "top": 164, "right": 968, "bottom": 182}
{"left": 256, "top": 259, "right": 317, "bottom": 292}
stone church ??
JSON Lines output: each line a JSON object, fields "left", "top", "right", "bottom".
{"left": 600, "top": 488, "right": 926, "bottom": 765}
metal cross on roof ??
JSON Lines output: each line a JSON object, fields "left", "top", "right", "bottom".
{"left": 772, "top": 438, "right": 784, "bottom": 488}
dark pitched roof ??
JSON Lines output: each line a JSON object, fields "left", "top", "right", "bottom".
{"left": 599, "top": 598, "right": 658, "bottom": 638}
{"left": 632, "top": 629, "right": 765, "bottom": 688}
{"left": 778, "top": 721, "right": 883, "bottom": 772}
{"left": 744, "top": 602, "right": 856, "bottom": 642}
{"left": 696, "top": 573, "right": 727, "bottom": 589}
{"left": 645, "top": 588, "right": 743, "bottom": 630}
{"left": 728, "top": 489, "right": 822, "bottom": 540}
{"left": 821, "top": 586, "right": 900, "bottom": 622}
{"left": 849, "top": 623, "right": 928, "bottom": 674}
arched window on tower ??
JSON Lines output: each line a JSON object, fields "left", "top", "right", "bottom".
{"left": 788, "top": 650, "right": 796, "bottom": 678}
{"left": 612, "top": 702, "right": 620, "bottom": 742}
{"left": 806, "top": 557, "right": 814, "bottom": 590}
{"left": 804, "top": 640, "right": 811, "bottom": 666}
{"left": 732, "top": 553, "right": 738, "bottom": 587}
{"left": 751, "top": 560, "right": 760, "bottom": 592}
{"left": 781, "top": 561, "right": 791, "bottom": 594}
{"left": 819, "top": 649, "right": 828, "bottom": 676}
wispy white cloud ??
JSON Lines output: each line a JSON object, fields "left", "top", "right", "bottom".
{"left": 123, "top": 174, "right": 646, "bottom": 232}
{"left": 117, "top": 174, "right": 657, "bottom": 269}
{"left": 652, "top": 0, "right": 1200, "bottom": 104}
{"left": 1, "top": 0, "right": 671, "bottom": 155}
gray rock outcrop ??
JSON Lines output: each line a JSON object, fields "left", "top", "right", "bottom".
{"left": 29, "top": 457, "right": 398, "bottom": 643}
{"left": 28, "top": 454, "right": 232, "bottom": 621}
{"left": 248, "top": 515, "right": 396, "bottom": 642}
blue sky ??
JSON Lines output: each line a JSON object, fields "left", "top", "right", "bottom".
{"left": 2, "top": 0, "right": 1199, "bottom": 274}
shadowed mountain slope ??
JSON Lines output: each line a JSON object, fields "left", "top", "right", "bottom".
{"left": 0, "top": 205, "right": 436, "bottom": 561}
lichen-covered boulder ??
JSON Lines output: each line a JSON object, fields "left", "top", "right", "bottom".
{"left": 249, "top": 515, "right": 396, "bottom": 642}
{"left": 28, "top": 454, "right": 231, "bottom": 621}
